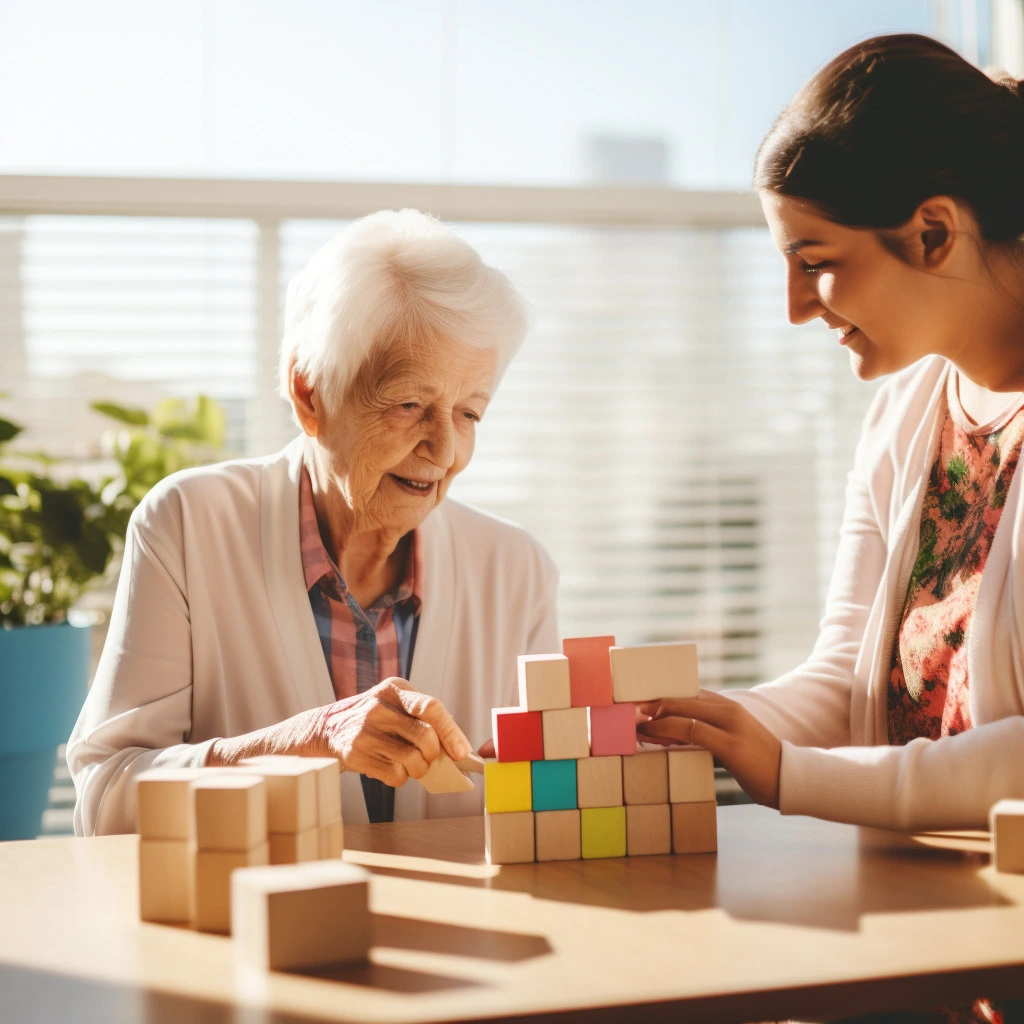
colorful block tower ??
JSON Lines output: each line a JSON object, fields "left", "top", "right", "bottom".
{"left": 484, "top": 636, "right": 717, "bottom": 863}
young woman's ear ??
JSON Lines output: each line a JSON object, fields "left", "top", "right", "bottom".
{"left": 889, "top": 195, "right": 964, "bottom": 270}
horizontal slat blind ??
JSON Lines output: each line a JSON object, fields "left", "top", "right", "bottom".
{"left": 281, "top": 221, "right": 879, "bottom": 688}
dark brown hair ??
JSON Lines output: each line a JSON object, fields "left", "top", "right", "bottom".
{"left": 755, "top": 34, "right": 1024, "bottom": 243}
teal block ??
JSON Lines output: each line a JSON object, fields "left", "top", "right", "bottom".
{"left": 531, "top": 759, "right": 577, "bottom": 811}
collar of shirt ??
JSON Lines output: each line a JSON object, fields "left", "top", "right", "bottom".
{"left": 298, "top": 463, "right": 422, "bottom": 615}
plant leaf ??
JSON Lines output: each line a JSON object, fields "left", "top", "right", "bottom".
{"left": 91, "top": 402, "right": 150, "bottom": 427}
{"left": 0, "top": 419, "right": 23, "bottom": 443}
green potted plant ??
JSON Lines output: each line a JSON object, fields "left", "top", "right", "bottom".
{"left": 0, "top": 395, "right": 225, "bottom": 839}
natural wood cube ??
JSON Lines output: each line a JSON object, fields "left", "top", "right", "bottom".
{"left": 319, "top": 820, "right": 344, "bottom": 860}
{"left": 194, "top": 842, "right": 270, "bottom": 933}
{"left": 484, "top": 760, "right": 532, "bottom": 813}
{"left": 609, "top": 642, "right": 699, "bottom": 703}
{"left": 139, "top": 838, "right": 193, "bottom": 923}
{"left": 589, "top": 702, "right": 637, "bottom": 757}
{"left": 240, "top": 756, "right": 341, "bottom": 825}
{"left": 517, "top": 654, "right": 572, "bottom": 711}
{"left": 236, "top": 759, "right": 318, "bottom": 833}
{"left": 492, "top": 707, "right": 545, "bottom": 763}
{"left": 542, "top": 707, "right": 590, "bottom": 761}
{"left": 623, "top": 750, "right": 668, "bottom": 805}
{"left": 576, "top": 755, "right": 623, "bottom": 808}
{"left": 418, "top": 752, "right": 475, "bottom": 794}
{"left": 562, "top": 635, "right": 616, "bottom": 708}
{"left": 268, "top": 827, "right": 320, "bottom": 865}
{"left": 485, "top": 811, "right": 535, "bottom": 864}
{"left": 232, "top": 861, "right": 371, "bottom": 970}
{"left": 536, "top": 809, "right": 582, "bottom": 862}
{"left": 668, "top": 747, "right": 716, "bottom": 803}
{"left": 191, "top": 775, "right": 267, "bottom": 851}
{"left": 136, "top": 768, "right": 211, "bottom": 841}
{"left": 991, "top": 799, "right": 1024, "bottom": 873}
{"left": 581, "top": 806, "right": 627, "bottom": 859}
{"left": 627, "top": 803, "right": 672, "bottom": 856}
{"left": 671, "top": 800, "right": 718, "bottom": 854}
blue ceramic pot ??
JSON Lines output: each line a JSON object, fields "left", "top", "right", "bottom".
{"left": 0, "top": 621, "right": 92, "bottom": 839}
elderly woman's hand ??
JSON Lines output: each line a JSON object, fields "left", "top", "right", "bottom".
{"left": 636, "top": 691, "right": 783, "bottom": 809}
{"left": 208, "top": 678, "right": 472, "bottom": 788}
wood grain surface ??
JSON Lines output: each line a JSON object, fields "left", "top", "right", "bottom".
{"left": 2, "top": 804, "right": 1023, "bottom": 1024}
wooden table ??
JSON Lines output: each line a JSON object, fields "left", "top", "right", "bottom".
{"left": 2, "top": 804, "right": 1024, "bottom": 1023}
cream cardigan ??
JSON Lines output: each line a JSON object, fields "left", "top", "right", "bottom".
{"left": 68, "top": 437, "right": 559, "bottom": 835}
{"left": 729, "top": 356, "right": 1024, "bottom": 831}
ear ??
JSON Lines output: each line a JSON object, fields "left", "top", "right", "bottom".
{"left": 288, "top": 358, "right": 320, "bottom": 438}
{"left": 898, "top": 196, "right": 963, "bottom": 270}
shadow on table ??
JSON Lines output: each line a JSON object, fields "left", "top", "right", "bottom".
{"left": 351, "top": 810, "right": 1013, "bottom": 933}
{"left": 371, "top": 912, "right": 552, "bottom": 962}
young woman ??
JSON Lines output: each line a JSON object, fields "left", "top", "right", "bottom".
{"left": 638, "top": 32, "right": 1024, "bottom": 1023}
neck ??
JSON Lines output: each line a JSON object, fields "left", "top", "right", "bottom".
{"left": 306, "top": 451, "right": 410, "bottom": 606}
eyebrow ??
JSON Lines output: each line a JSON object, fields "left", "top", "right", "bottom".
{"left": 469, "top": 391, "right": 491, "bottom": 403}
{"left": 783, "top": 239, "right": 824, "bottom": 255}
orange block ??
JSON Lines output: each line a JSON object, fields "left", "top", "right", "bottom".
{"left": 562, "top": 635, "right": 616, "bottom": 708}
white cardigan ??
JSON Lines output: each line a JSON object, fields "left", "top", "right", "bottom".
{"left": 729, "top": 356, "right": 1024, "bottom": 831}
{"left": 68, "top": 437, "right": 559, "bottom": 835}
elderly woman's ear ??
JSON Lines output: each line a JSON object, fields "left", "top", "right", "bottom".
{"left": 289, "top": 363, "right": 319, "bottom": 438}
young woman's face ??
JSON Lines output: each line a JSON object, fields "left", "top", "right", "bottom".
{"left": 759, "top": 191, "right": 948, "bottom": 381}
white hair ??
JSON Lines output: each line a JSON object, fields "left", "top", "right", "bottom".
{"left": 279, "top": 209, "right": 529, "bottom": 413}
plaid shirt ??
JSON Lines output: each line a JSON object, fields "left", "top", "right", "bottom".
{"left": 299, "top": 465, "right": 423, "bottom": 820}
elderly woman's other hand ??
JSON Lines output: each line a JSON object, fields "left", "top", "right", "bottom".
{"left": 636, "top": 691, "right": 782, "bottom": 809}
{"left": 208, "top": 678, "right": 472, "bottom": 788}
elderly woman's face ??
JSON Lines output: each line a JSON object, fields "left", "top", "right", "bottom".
{"left": 318, "top": 336, "right": 497, "bottom": 534}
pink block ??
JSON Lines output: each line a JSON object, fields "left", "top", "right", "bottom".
{"left": 562, "top": 635, "right": 615, "bottom": 708}
{"left": 589, "top": 702, "right": 637, "bottom": 757}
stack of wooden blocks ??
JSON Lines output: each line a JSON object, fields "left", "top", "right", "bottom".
{"left": 485, "top": 636, "right": 717, "bottom": 864}
{"left": 136, "top": 754, "right": 360, "bottom": 961}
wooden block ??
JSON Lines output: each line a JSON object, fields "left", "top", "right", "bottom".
{"left": 623, "top": 750, "right": 668, "bottom": 805}
{"left": 319, "top": 820, "right": 344, "bottom": 859}
{"left": 268, "top": 827, "right": 320, "bottom": 865}
{"left": 418, "top": 752, "right": 476, "bottom": 794}
{"left": 542, "top": 707, "right": 590, "bottom": 761}
{"left": 531, "top": 759, "right": 577, "bottom": 811}
{"left": 668, "top": 747, "right": 716, "bottom": 804}
{"left": 536, "top": 809, "right": 582, "bottom": 861}
{"left": 483, "top": 760, "right": 532, "bottom": 813}
{"left": 609, "top": 642, "right": 699, "bottom": 703}
{"left": 241, "top": 756, "right": 342, "bottom": 825}
{"left": 236, "top": 759, "right": 318, "bottom": 833}
{"left": 562, "top": 635, "right": 615, "bottom": 708}
{"left": 454, "top": 751, "right": 486, "bottom": 775}
{"left": 485, "top": 810, "right": 535, "bottom": 864}
{"left": 139, "top": 838, "right": 193, "bottom": 923}
{"left": 991, "top": 799, "right": 1024, "bottom": 873}
{"left": 581, "top": 806, "right": 627, "bottom": 859}
{"left": 576, "top": 755, "right": 623, "bottom": 808}
{"left": 194, "top": 842, "right": 270, "bottom": 933}
{"left": 627, "top": 803, "right": 672, "bottom": 856}
{"left": 589, "top": 702, "right": 637, "bottom": 757}
{"left": 671, "top": 800, "right": 718, "bottom": 854}
{"left": 232, "top": 861, "right": 371, "bottom": 970}
{"left": 191, "top": 775, "right": 267, "bottom": 851}
{"left": 517, "top": 654, "right": 571, "bottom": 711}
{"left": 136, "top": 768, "right": 211, "bottom": 841}
{"left": 492, "top": 707, "right": 545, "bottom": 763}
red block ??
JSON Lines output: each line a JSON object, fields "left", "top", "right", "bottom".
{"left": 589, "top": 702, "right": 637, "bottom": 757}
{"left": 562, "top": 635, "right": 616, "bottom": 708}
{"left": 492, "top": 707, "right": 545, "bottom": 763}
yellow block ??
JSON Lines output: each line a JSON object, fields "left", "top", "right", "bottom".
{"left": 581, "top": 806, "right": 626, "bottom": 859}
{"left": 484, "top": 761, "right": 532, "bottom": 813}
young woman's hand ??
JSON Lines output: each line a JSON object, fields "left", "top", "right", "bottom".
{"left": 636, "top": 690, "right": 783, "bottom": 809}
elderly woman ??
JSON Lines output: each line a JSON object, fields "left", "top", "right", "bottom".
{"left": 68, "top": 209, "right": 558, "bottom": 832}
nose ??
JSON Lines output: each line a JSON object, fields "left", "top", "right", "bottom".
{"left": 419, "top": 412, "right": 456, "bottom": 469}
{"left": 785, "top": 262, "right": 827, "bottom": 326}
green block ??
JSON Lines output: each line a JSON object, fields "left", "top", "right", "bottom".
{"left": 581, "top": 806, "right": 627, "bottom": 859}
{"left": 531, "top": 759, "right": 577, "bottom": 811}
{"left": 484, "top": 760, "right": 532, "bottom": 813}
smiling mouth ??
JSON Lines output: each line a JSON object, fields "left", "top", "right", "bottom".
{"left": 389, "top": 474, "right": 437, "bottom": 495}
